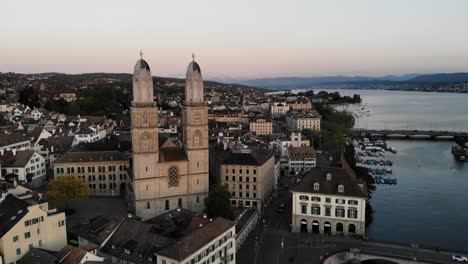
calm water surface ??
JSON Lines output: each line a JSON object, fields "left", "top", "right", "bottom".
{"left": 308, "top": 89, "right": 468, "bottom": 250}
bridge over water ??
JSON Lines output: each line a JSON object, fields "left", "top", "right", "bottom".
{"left": 351, "top": 128, "right": 468, "bottom": 140}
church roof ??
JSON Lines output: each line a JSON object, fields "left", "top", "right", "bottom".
{"left": 159, "top": 148, "right": 188, "bottom": 162}
{"left": 187, "top": 61, "right": 201, "bottom": 74}
{"left": 134, "top": 59, "right": 151, "bottom": 72}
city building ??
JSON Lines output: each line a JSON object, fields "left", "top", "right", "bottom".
{"left": 208, "top": 110, "right": 242, "bottom": 123}
{"left": 216, "top": 147, "right": 275, "bottom": 211}
{"left": 0, "top": 133, "right": 31, "bottom": 152}
{"left": 0, "top": 194, "right": 67, "bottom": 264}
{"left": 286, "top": 110, "right": 321, "bottom": 131}
{"left": 155, "top": 217, "right": 236, "bottom": 264}
{"left": 270, "top": 102, "right": 289, "bottom": 116}
{"left": 0, "top": 150, "right": 46, "bottom": 187}
{"left": 287, "top": 146, "right": 317, "bottom": 175}
{"left": 288, "top": 99, "right": 312, "bottom": 111}
{"left": 291, "top": 167, "right": 368, "bottom": 236}
{"left": 52, "top": 151, "right": 129, "bottom": 196}
{"left": 127, "top": 54, "right": 209, "bottom": 220}
{"left": 249, "top": 118, "right": 273, "bottom": 135}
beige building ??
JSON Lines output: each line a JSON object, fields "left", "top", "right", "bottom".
{"left": 0, "top": 194, "right": 67, "bottom": 264}
{"left": 249, "top": 118, "right": 273, "bottom": 135}
{"left": 288, "top": 100, "right": 312, "bottom": 111}
{"left": 128, "top": 55, "right": 209, "bottom": 220}
{"left": 156, "top": 218, "right": 236, "bottom": 264}
{"left": 286, "top": 111, "right": 321, "bottom": 131}
{"left": 291, "top": 167, "right": 368, "bottom": 236}
{"left": 208, "top": 109, "right": 241, "bottom": 123}
{"left": 52, "top": 151, "right": 129, "bottom": 196}
{"left": 217, "top": 148, "right": 275, "bottom": 211}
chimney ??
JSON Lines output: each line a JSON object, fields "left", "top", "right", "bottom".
{"left": 326, "top": 173, "right": 332, "bottom": 181}
{"left": 51, "top": 146, "right": 55, "bottom": 153}
{"left": 0, "top": 149, "right": 4, "bottom": 156}
{"left": 12, "top": 149, "right": 17, "bottom": 156}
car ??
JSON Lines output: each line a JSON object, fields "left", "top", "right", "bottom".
{"left": 452, "top": 255, "right": 468, "bottom": 262}
{"left": 277, "top": 204, "right": 286, "bottom": 213}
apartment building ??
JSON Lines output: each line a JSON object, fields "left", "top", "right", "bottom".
{"left": 52, "top": 151, "right": 129, "bottom": 196}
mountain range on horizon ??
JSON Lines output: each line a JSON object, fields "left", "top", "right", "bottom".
{"left": 231, "top": 72, "right": 468, "bottom": 90}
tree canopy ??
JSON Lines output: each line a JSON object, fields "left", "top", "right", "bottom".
{"left": 204, "top": 184, "right": 235, "bottom": 220}
{"left": 18, "top": 87, "right": 40, "bottom": 108}
{"left": 46, "top": 176, "right": 89, "bottom": 209}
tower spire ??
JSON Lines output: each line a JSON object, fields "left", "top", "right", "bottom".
{"left": 139, "top": 49, "right": 143, "bottom": 59}
{"left": 192, "top": 52, "right": 195, "bottom": 61}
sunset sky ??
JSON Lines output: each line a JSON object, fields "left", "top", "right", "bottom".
{"left": 1, "top": 0, "right": 468, "bottom": 80}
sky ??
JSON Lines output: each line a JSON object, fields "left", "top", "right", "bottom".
{"left": 1, "top": 0, "right": 468, "bottom": 80}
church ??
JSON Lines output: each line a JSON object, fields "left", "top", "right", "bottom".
{"left": 126, "top": 53, "right": 209, "bottom": 220}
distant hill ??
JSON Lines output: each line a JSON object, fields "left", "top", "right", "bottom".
{"left": 239, "top": 73, "right": 468, "bottom": 89}
{"left": 408, "top": 73, "right": 468, "bottom": 83}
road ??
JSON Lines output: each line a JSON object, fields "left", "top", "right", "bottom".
{"left": 236, "top": 174, "right": 467, "bottom": 264}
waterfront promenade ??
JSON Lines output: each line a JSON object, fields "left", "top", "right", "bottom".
{"left": 236, "top": 174, "right": 467, "bottom": 264}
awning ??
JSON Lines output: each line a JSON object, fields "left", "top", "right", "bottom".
{"left": 300, "top": 220, "right": 307, "bottom": 224}
{"left": 324, "top": 223, "right": 331, "bottom": 227}
{"left": 312, "top": 222, "right": 319, "bottom": 226}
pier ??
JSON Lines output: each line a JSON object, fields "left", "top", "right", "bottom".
{"left": 351, "top": 129, "right": 468, "bottom": 140}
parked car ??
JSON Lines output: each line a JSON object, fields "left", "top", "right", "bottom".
{"left": 277, "top": 204, "right": 286, "bottom": 213}
{"left": 452, "top": 255, "right": 468, "bottom": 262}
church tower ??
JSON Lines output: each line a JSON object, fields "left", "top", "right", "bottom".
{"left": 130, "top": 52, "right": 159, "bottom": 218}
{"left": 182, "top": 54, "right": 209, "bottom": 212}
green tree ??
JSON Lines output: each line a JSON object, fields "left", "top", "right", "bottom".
{"left": 205, "top": 185, "right": 235, "bottom": 220}
{"left": 46, "top": 176, "right": 89, "bottom": 210}
{"left": 18, "top": 87, "right": 40, "bottom": 108}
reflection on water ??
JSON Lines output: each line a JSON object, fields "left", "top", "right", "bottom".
{"left": 305, "top": 89, "right": 468, "bottom": 250}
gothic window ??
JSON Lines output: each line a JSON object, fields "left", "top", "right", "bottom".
{"left": 168, "top": 166, "right": 180, "bottom": 186}
{"left": 194, "top": 112, "right": 201, "bottom": 124}
{"left": 141, "top": 134, "right": 152, "bottom": 151}
{"left": 193, "top": 130, "right": 202, "bottom": 148}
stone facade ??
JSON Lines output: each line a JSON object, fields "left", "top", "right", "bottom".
{"left": 129, "top": 56, "right": 209, "bottom": 220}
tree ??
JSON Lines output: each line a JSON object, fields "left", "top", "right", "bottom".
{"left": 18, "top": 87, "right": 40, "bottom": 108}
{"left": 46, "top": 176, "right": 89, "bottom": 210}
{"left": 204, "top": 185, "right": 235, "bottom": 220}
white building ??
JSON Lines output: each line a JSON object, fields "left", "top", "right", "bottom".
{"left": 291, "top": 167, "right": 368, "bottom": 236}
{"left": 270, "top": 102, "right": 289, "bottom": 116}
{"left": 30, "top": 109, "right": 43, "bottom": 120}
{"left": 0, "top": 134, "right": 32, "bottom": 152}
{"left": 286, "top": 110, "right": 321, "bottom": 131}
{"left": 0, "top": 150, "right": 47, "bottom": 187}
{"left": 287, "top": 146, "right": 317, "bottom": 175}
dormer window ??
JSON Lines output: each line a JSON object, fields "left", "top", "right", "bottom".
{"left": 313, "top": 183, "right": 319, "bottom": 191}
{"left": 338, "top": 184, "right": 344, "bottom": 193}
{"left": 124, "top": 249, "right": 131, "bottom": 255}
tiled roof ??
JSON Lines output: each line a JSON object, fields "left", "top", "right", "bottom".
{"left": 0, "top": 133, "right": 29, "bottom": 147}
{"left": 156, "top": 217, "right": 235, "bottom": 261}
{"left": 288, "top": 146, "right": 316, "bottom": 158}
{"left": 0, "top": 194, "right": 29, "bottom": 238}
{"left": 17, "top": 248, "right": 58, "bottom": 264}
{"left": 291, "top": 167, "right": 368, "bottom": 198}
{"left": 54, "top": 151, "right": 128, "bottom": 164}
{"left": 0, "top": 150, "right": 35, "bottom": 167}
{"left": 219, "top": 148, "right": 273, "bottom": 166}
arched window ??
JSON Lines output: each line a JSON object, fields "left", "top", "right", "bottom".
{"left": 141, "top": 134, "right": 152, "bottom": 151}
{"left": 168, "top": 166, "right": 180, "bottom": 186}
{"left": 142, "top": 114, "right": 148, "bottom": 125}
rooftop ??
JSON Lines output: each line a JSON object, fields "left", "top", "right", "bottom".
{"left": 291, "top": 167, "right": 368, "bottom": 198}
{"left": 54, "top": 151, "right": 129, "bottom": 164}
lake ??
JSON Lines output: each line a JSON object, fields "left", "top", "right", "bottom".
{"left": 309, "top": 89, "right": 468, "bottom": 251}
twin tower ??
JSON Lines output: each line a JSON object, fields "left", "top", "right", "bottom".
{"left": 128, "top": 54, "right": 209, "bottom": 220}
